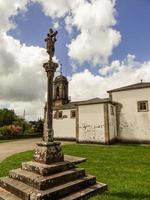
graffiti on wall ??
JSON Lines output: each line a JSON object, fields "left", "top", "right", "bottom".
{"left": 79, "top": 123, "right": 105, "bottom": 141}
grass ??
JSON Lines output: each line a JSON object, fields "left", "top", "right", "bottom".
{"left": 0, "top": 139, "right": 19, "bottom": 144}
{"left": 0, "top": 137, "right": 41, "bottom": 144}
{"left": 0, "top": 144, "right": 150, "bottom": 200}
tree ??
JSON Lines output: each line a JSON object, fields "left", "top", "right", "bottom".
{"left": 0, "top": 109, "right": 16, "bottom": 127}
{"left": 29, "top": 119, "right": 43, "bottom": 133}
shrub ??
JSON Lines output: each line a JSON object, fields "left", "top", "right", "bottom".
{"left": 0, "top": 109, "right": 16, "bottom": 127}
{"left": 0, "top": 125, "right": 22, "bottom": 137}
{"left": 0, "top": 126, "right": 8, "bottom": 136}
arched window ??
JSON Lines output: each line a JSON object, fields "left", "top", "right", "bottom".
{"left": 56, "top": 86, "right": 59, "bottom": 98}
{"left": 63, "top": 86, "right": 68, "bottom": 98}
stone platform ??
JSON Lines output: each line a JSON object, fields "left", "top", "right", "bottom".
{"left": 0, "top": 155, "right": 107, "bottom": 200}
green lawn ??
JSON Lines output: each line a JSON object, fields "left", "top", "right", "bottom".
{"left": 0, "top": 144, "right": 150, "bottom": 200}
{"left": 0, "top": 139, "right": 19, "bottom": 144}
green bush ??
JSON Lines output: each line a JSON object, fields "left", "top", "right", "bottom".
{"left": 0, "top": 125, "right": 22, "bottom": 138}
{"left": 0, "top": 109, "right": 16, "bottom": 127}
{"left": 0, "top": 126, "right": 8, "bottom": 136}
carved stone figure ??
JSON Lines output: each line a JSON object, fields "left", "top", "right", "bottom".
{"left": 45, "top": 28, "right": 58, "bottom": 60}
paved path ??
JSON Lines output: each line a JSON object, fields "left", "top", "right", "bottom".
{"left": 0, "top": 138, "right": 74, "bottom": 162}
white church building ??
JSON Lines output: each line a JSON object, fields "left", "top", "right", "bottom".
{"left": 49, "top": 74, "right": 150, "bottom": 144}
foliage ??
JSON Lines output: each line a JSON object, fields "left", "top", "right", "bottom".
{"left": 0, "top": 108, "right": 40, "bottom": 137}
{"left": 0, "top": 126, "right": 8, "bottom": 136}
{"left": 0, "top": 144, "right": 149, "bottom": 200}
{"left": 13, "top": 117, "right": 31, "bottom": 134}
{"left": 0, "top": 109, "right": 16, "bottom": 127}
{"left": 0, "top": 125, "right": 22, "bottom": 137}
{"left": 29, "top": 119, "right": 43, "bottom": 133}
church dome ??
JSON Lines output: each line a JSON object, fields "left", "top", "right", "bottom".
{"left": 54, "top": 74, "right": 68, "bottom": 82}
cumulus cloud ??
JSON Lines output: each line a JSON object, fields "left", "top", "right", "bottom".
{"left": 99, "top": 54, "right": 141, "bottom": 76}
{"left": 0, "top": 0, "right": 29, "bottom": 31}
{"left": 0, "top": 31, "right": 48, "bottom": 119}
{"left": 0, "top": 32, "right": 47, "bottom": 102}
{"left": 9, "top": 100, "right": 44, "bottom": 121}
{"left": 69, "top": 55, "right": 150, "bottom": 100}
{"left": 0, "top": 0, "right": 148, "bottom": 121}
{"left": 33, "top": 0, "right": 121, "bottom": 66}
{"left": 67, "top": 0, "right": 121, "bottom": 65}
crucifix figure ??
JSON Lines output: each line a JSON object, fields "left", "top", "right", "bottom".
{"left": 45, "top": 28, "right": 58, "bottom": 60}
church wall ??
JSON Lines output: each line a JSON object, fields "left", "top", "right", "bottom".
{"left": 77, "top": 104, "right": 105, "bottom": 143}
{"left": 111, "top": 88, "right": 150, "bottom": 142}
{"left": 53, "top": 109, "right": 76, "bottom": 140}
{"left": 108, "top": 104, "right": 117, "bottom": 142}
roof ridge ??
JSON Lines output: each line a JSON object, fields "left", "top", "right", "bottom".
{"left": 107, "top": 81, "right": 150, "bottom": 93}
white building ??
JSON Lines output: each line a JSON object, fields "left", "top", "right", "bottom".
{"left": 49, "top": 75, "right": 150, "bottom": 144}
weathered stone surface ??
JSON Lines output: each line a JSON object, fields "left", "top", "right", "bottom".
{"left": 22, "top": 161, "right": 74, "bottom": 176}
{"left": 0, "top": 175, "right": 96, "bottom": 200}
{"left": 64, "top": 155, "right": 86, "bottom": 164}
{"left": 22, "top": 155, "right": 86, "bottom": 176}
{"left": 30, "top": 175, "right": 96, "bottom": 200}
{"left": 59, "top": 183, "right": 108, "bottom": 200}
{"left": 33, "top": 142, "right": 64, "bottom": 164}
{"left": 0, "top": 187, "right": 22, "bottom": 200}
{"left": 0, "top": 177, "right": 38, "bottom": 200}
{"left": 0, "top": 154, "right": 107, "bottom": 200}
{"left": 9, "top": 168, "right": 85, "bottom": 190}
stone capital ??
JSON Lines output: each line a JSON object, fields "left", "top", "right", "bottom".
{"left": 43, "top": 61, "right": 58, "bottom": 77}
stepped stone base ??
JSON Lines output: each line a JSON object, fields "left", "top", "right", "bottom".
{"left": 0, "top": 155, "right": 107, "bottom": 200}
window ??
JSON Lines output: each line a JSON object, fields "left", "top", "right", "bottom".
{"left": 56, "top": 87, "right": 60, "bottom": 98}
{"left": 70, "top": 110, "right": 76, "bottom": 118}
{"left": 58, "top": 111, "right": 63, "bottom": 118}
{"left": 54, "top": 111, "right": 57, "bottom": 119}
{"left": 54, "top": 111, "right": 63, "bottom": 119}
{"left": 110, "top": 105, "right": 114, "bottom": 115}
{"left": 137, "top": 101, "right": 148, "bottom": 112}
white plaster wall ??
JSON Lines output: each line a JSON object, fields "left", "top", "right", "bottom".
{"left": 111, "top": 88, "right": 150, "bottom": 142}
{"left": 108, "top": 104, "right": 117, "bottom": 141}
{"left": 78, "top": 104, "right": 105, "bottom": 143}
{"left": 53, "top": 109, "right": 76, "bottom": 140}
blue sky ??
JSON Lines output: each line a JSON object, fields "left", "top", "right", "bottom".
{"left": 112, "top": 0, "right": 150, "bottom": 62}
{"left": 1, "top": 0, "right": 150, "bottom": 120}
{"left": 9, "top": 0, "right": 150, "bottom": 76}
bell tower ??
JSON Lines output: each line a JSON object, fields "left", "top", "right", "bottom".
{"left": 53, "top": 73, "right": 70, "bottom": 107}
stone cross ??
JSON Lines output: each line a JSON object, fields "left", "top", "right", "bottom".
{"left": 33, "top": 28, "right": 64, "bottom": 164}
{"left": 43, "top": 28, "right": 58, "bottom": 142}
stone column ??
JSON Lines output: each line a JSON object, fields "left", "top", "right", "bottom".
{"left": 43, "top": 61, "right": 57, "bottom": 142}
{"left": 33, "top": 29, "right": 64, "bottom": 164}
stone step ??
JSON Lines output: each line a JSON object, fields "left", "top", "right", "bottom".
{"left": 31, "top": 175, "right": 96, "bottom": 200}
{"left": 60, "top": 183, "right": 108, "bottom": 200}
{"left": 22, "top": 160, "right": 74, "bottom": 176}
{"left": 22, "top": 155, "right": 86, "bottom": 176}
{"left": 9, "top": 168, "right": 85, "bottom": 190}
{"left": 0, "top": 175, "right": 96, "bottom": 200}
{"left": 0, "top": 187, "right": 22, "bottom": 200}
{"left": 0, "top": 177, "right": 37, "bottom": 200}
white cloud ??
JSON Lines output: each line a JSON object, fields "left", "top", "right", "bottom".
{"left": 0, "top": 0, "right": 29, "bottom": 32}
{"left": 33, "top": 0, "right": 121, "bottom": 66}
{"left": 67, "top": 0, "right": 121, "bottom": 65}
{"left": 0, "top": 0, "right": 149, "bottom": 121}
{"left": 9, "top": 100, "right": 44, "bottom": 121}
{"left": 69, "top": 55, "right": 150, "bottom": 101}
{"left": 0, "top": 31, "right": 48, "bottom": 119}
{"left": 32, "top": 0, "right": 70, "bottom": 18}
{"left": 0, "top": 32, "right": 48, "bottom": 101}
{"left": 68, "top": 28, "right": 121, "bottom": 65}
